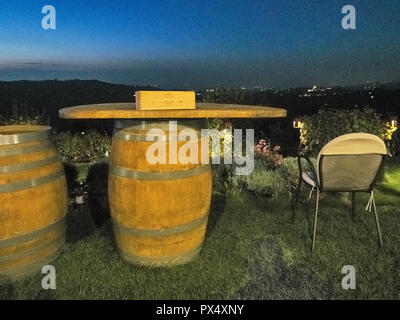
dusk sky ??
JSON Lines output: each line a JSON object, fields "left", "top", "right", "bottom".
{"left": 0, "top": 0, "right": 399, "bottom": 88}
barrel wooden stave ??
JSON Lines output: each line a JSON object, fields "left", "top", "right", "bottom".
{"left": 109, "top": 167, "right": 211, "bottom": 228}
{"left": 110, "top": 138, "right": 202, "bottom": 172}
{"left": 0, "top": 125, "right": 67, "bottom": 281}
{"left": 0, "top": 228, "right": 65, "bottom": 275}
{"left": 114, "top": 221, "right": 208, "bottom": 260}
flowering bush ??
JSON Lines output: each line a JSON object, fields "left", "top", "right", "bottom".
{"left": 254, "top": 139, "right": 283, "bottom": 168}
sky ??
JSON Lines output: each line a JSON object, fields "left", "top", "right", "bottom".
{"left": 0, "top": 0, "right": 399, "bottom": 88}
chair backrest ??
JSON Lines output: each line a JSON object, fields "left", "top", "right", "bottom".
{"left": 317, "top": 133, "right": 387, "bottom": 192}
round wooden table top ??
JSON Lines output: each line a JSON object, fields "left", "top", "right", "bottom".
{"left": 59, "top": 102, "right": 287, "bottom": 119}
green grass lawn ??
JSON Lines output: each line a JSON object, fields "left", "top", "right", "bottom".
{"left": 1, "top": 161, "right": 400, "bottom": 300}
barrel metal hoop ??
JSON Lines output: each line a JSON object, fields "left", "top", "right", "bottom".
{"left": 114, "top": 130, "right": 207, "bottom": 142}
{"left": 0, "top": 244, "right": 63, "bottom": 281}
{"left": 0, "top": 130, "right": 50, "bottom": 146}
{"left": 113, "top": 212, "right": 209, "bottom": 238}
{"left": 110, "top": 164, "right": 210, "bottom": 181}
{"left": 114, "top": 131, "right": 167, "bottom": 142}
{"left": 0, "top": 141, "right": 53, "bottom": 157}
{"left": 0, "top": 169, "right": 64, "bottom": 194}
{"left": 0, "top": 155, "right": 59, "bottom": 174}
{"left": 114, "top": 119, "right": 207, "bottom": 131}
{"left": 113, "top": 119, "right": 208, "bottom": 141}
{"left": 0, "top": 216, "right": 66, "bottom": 248}
{"left": 0, "top": 229, "right": 66, "bottom": 264}
{"left": 118, "top": 243, "right": 203, "bottom": 266}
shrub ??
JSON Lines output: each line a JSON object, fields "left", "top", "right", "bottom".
{"left": 207, "top": 118, "right": 234, "bottom": 159}
{"left": 210, "top": 132, "right": 298, "bottom": 198}
{"left": 82, "top": 130, "right": 111, "bottom": 162}
{"left": 254, "top": 139, "right": 283, "bottom": 168}
{"left": 55, "top": 130, "right": 111, "bottom": 162}
{"left": 233, "top": 167, "right": 285, "bottom": 197}
{"left": 0, "top": 102, "right": 48, "bottom": 125}
{"left": 55, "top": 132, "right": 84, "bottom": 162}
{"left": 212, "top": 163, "right": 234, "bottom": 194}
{"left": 278, "top": 157, "right": 300, "bottom": 191}
{"left": 229, "top": 157, "right": 299, "bottom": 198}
{"left": 0, "top": 114, "right": 48, "bottom": 126}
{"left": 299, "top": 107, "right": 386, "bottom": 153}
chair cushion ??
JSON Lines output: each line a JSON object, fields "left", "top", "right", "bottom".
{"left": 302, "top": 171, "right": 317, "bottom": 187}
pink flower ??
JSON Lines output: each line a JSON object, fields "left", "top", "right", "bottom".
{"left": 254, "top": 138, "right": 284, "bottom": 167}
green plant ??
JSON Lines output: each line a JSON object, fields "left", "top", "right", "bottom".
{"left": 207, "top": 118, "right": 234, "bottom": 159}
{"left": 55, "top": 132, "right": 84, "bottom": 162}
{"left": 229, "top": 157, "right": 298, "bottom": 198}
{"left": 212, "top": 163, "right": 234, "bottom": 194}
{"left": 300, "top": 107, "right": 385, "bottom": 153}
{"left": 55, "top": 131, "right": 111, "bottom": 162}
{"left": 278, "top": 157, "right": 300, "bottom": 191}
{"left": 82, "top": 131, "right": 111, "bottom": 162}
{"left": 0, "top": 102, "right": 48, "bottom": 125}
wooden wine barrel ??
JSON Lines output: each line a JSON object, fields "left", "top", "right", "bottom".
{"left": 0, "top": 125, "right": 67, "bottom": 282}
{"left": 109, "top": 120, "right": 212, "bottom": 266}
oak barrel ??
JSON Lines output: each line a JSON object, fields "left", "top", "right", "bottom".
{"left": 109, "top": 120, "right": 212, "bottom": 266}
{"left": 0, "top": 125, "right": 67, "bottom": 282}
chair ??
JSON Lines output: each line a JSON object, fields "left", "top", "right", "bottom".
{"left": 294, "top": 133, "right": 387, "bottom": 251}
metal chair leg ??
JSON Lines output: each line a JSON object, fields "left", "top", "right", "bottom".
{"left": 372, "top": 195, "right": 383, "bottom": 247}
{"left": 351, "top": 192, "right": 356, "bottom": 219}
{"left": 291, "top": 178, "right": 302, "bottom": 223}
{"left": 312, "top": 190, "right": 320, "bottom": 251}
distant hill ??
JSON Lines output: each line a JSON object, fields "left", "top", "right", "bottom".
{"left": 0, "top": 79, "right": 157, "bottom": 131}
